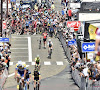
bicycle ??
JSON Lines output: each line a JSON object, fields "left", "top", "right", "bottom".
{"left": 24, "top": 80, "right": 30, "bottom": 90}
{"left": 48, "top": 48, "right": 52, "bottom": 59}
{"left": 33, "top": 80, "right": 40, "bottom": 90}
{"left": 16, "top": 77, "right": 24, "bottom": 90}
{"left": 35, "top": 64, "right": 41, "bottom": 71}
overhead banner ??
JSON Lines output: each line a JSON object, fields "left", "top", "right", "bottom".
{"left": 67, "top": 21, "right": 81, "bottom": 27}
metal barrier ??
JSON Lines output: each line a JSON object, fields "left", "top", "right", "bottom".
{"left": 58, "top": 32, "right": 100, "bottom": 90}
{"left": 0, "top": 68, "right": 8, "bottom": 90}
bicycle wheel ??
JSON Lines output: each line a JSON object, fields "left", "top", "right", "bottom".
{"left": 19, "top": 83, "right": 23, "bottom": 90}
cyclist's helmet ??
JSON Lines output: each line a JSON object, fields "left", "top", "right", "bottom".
{"left": 37, "top": 55, "right": 39, "bottom": 57}
{"left": 49, "top": 39, "right": 51, "bottom": 42}
{"left": 18, "top": 60, "right": 23, "bottom": 67}
{"left": 26, "top": 67, "right": 29, "bottom": 71}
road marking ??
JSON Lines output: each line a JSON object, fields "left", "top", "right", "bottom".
{"left": 11, "top": 48, "right": 28, "bottom": 49}
{"left": 32, "top": 62, "right": 35, "bottom": 65}
{"left": 56, "top": 61, "right": 63, "bottom": 65}
{"left": 13, "top": 40, "right": 28, "bottom": 42}
{"left": 8, "top": 73, "right": 15, "bottom": 77}
{"left": 11, "top": 56, "right": 28, "bottom": 57}
{"left": 44, "top": 61, "right": 51, "bottom": 65}
{"left": 9, "top": 62, "right": 13, "bottom": 65}
{"left": 28, "top": 37, "right": 32, "bottom": 62}
{"left": 12, "top": 37, "right": 28, "bottom": 38}
{"left": 11, "top": 52, "right": 28, "bottom": 53}
{"left": 8, "top": 65, "right": 29, "bottom": 77}
{"left": 12, "top": 44, "right": 28, "bottom": 46}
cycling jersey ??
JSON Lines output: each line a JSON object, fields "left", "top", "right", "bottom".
{"left": 25, "top": 71, "right": 31, "bottom": 79}
{"left": 35, "top": 58, "right": 40, "bottom": 64}
{"left": 48, "top": 42, "right": 53, "bottom": 47}
{"left": 43, "top": 33, "right": 47, "bottom": 39}
{"left": 33, "top": 71, "right": 40, "bottom": 81}
{"left": 16, "top": 63, "right": 26, "bottom": 77}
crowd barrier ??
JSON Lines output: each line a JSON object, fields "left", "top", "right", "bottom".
{"left": 0, "top": 68, "right": 8, "bottom": 90}
{"left": 58, "top": 31, "right": 100, "bottom": 90}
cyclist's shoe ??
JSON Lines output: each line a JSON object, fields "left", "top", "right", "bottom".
{"left": 17, "top": 85, "right": 19, "bottom": 89}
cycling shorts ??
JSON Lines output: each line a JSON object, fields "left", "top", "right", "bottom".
{"left": 43, "top": 38, "right": 47, "bottom": 42}
{"left": 34, "top": 77, "right": 39, "bottom": 81}
{"left": 17, "top": 72, "right": 24, "bottom": 77}
{"left": 25, "top": 78, "right": 29, "bottom": 82}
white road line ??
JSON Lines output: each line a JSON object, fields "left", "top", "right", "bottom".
{"left": 32, "top": 62, "right": 35, "bottom": 65}
{"left": 8, "top": 65, "right": 29, "bottom": 77}
{"left": 11, "top": 48, "right": 28, "bottom": 49}
{"left": 56, "top": 61, "right": 63, "bottom": 65}
{"left": 11, "top": 52, "right": 28, "bottom": 53}
{"left": 12, "top": 44, "right": 28, "bottom": 46}
{"left": 11, "top": 56, "right": 28, "bottom": 57}
{"left": 9, "top": 62, "right": 13, "bottom": 65}
{"left": 8, "top": 73, "right": 15, "bottom": 77}
{"left": 44, "top": 61, "right": 51, "bottom": 65}
{"left": 12, "top": 37, "right": 28, "bottom": 38}
{"left": 28, "top": 37, "right": 32, "bottom": 62}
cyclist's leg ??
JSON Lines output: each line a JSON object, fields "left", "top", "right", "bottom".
{"left": 26, "top": 79, "right": 30, "bottom": 89}
{"left": 17, "top": 73, "right": 20, "bottom": 83}
{"left": 34, "top": 80, "right": 36, "bottom": 90}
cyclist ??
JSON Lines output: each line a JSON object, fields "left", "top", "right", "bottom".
{"left": 24, "top": 67, "right": 31, "bottom": 90}
{"left": 47, "top": 39, "right": 53, "bottom": 57}
{"left": 33, "top": 69, "right": 41, "bottom": 90}
{"left": 43, "top": 31, "right": 48, "bottom": 49}
{"left": 15, "top": 61, "right": 26, "bottom": 89}
{"left": 35, "top": 55, "right": 40, "bottom": 71}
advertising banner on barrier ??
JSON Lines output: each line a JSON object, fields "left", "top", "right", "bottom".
{"left": 0, "top": 38, "right": 9, "bottom": 42}
{"left": 82, "top": 42, "right": 95, "bottom": 52}
{"left": 68, "top": 40, "right": 76, "bottom": 46}
{"left": 67, "top": 21, "right": 81, "bottom": 27}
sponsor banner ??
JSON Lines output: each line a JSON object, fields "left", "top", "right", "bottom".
{"left": 0, "top": 38, "right": 9, "bottom": 42}
{"left": 82, "top": 42, "right": 95, "bottom": 52}
{"left": 67, "top": 21, "right": 81, "bottom": 27}
{"left": 68, "top": 40, "right": 76, "bottom": 46}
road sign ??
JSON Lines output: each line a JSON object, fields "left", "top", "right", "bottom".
{"left": 68, "top": 40, "right": 76, "bottom": 46}
{"left": 82, "top": 42, "right": 95, "bottom": 52}
{"left": 0, "top": 38, "right": 9, "bottom": 42}
{"left": 74, "top": 26, "right": 79, "bottom": 31}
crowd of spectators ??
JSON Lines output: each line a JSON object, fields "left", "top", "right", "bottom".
{"left": 0, "top": 42, "right": 11, "bottom": 75}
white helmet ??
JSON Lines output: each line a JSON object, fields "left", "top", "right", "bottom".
{"left": 18, "top": 60, "right": 23, "bottom": 67}
{"left": 49, "top": 39, "right": 51, "bottom": 41}
{"left": 37, "top": 55, "right": 39, "bottom": 57}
